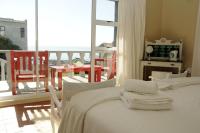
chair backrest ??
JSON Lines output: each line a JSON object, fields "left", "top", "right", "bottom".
{"left": 111, "top": 51, "right": 116, "bottom": 75}
{"left": 10, "top": 51, "right": 48, "bottom": 78}
{"left": 95, "top": 51, "right": 116, "bottom": 79}
{"left": 106, "top": 51, "right": 116, "bottom": 79}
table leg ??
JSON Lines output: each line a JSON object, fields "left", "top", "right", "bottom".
{"left": 88, "top": 69, "right": 101, "bottom": 82}
{"left": 96, "top": 69, "right": 101, "bottom": 82}
{"left": 88, "top": 71, "right": 91, "bottom": 82}
{"left": 58, "top": 72, "right": 62, "bottom": 91}
{"left": 51, "top": 69, "right": 56, "bottom": 89}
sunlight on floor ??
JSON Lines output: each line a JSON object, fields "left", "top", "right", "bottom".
{"left": 0, "top": 75, "right": 107, "bottom": 97}
{"left": 0, "top": 81, "right": 12, "bottom": 97}
{"left": 0, "top": 102, "right": 52, "bottom": 133}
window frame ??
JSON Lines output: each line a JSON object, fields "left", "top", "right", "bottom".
{"left": 20, "top": 27, "right": 25, "bottom": 38}
{"left": 91, "top": 0, "right": 119, "bottom": 82}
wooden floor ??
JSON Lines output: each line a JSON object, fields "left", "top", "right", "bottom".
{"left": 0, "top": 101, "right": 52, "bottom": 133}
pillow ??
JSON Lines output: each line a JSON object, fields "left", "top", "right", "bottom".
{"left": 150, "top": 71, "right": 172, "bottom": 81}
{"left": 157, "top": 77, "right": 200, "bottom": 90}
{"left": 124, "top": 79, "right": 158, "bottom": 94}
{"left": 156, "top": 80, "right": 173, "bottom": 90}
{"left": 62, "top": 79, "right": 116, "bottom": 101}
{"left": 169, "top": 71, "right": 187, "bottom": 78}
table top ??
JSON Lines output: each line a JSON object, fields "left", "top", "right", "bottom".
{"left": 49, "top": 64, "right": 102, "bottom": 72}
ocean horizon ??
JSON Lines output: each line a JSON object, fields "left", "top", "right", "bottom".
{"left": 37, "top": 46, "right": 91, "bottom": 61}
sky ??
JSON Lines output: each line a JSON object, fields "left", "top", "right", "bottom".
{"left": 0, "top": 0, "right": 115, "bottom": 50}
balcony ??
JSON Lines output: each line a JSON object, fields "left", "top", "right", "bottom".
{"left": 0, "top": 49, "right": 116, "bottom": 102}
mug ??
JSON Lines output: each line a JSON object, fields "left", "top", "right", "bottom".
{"left": 169, "top": 50, "right": 178, "bottom": 61}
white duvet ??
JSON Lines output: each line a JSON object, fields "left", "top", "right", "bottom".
{"left": 58, "top": 78, "right": 200, "bottom": 133}
{"left": 58, "top": 87, "right": 121, "bottom": 133}
{"left": 84, "top": 84, "right": 200, "bottom": 133}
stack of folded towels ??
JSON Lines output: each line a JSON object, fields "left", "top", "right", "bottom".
{"left": 120, "top": 79, "right": 173, "bottom": 110}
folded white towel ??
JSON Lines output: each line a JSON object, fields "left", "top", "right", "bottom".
{"left": 121, "top": 91, "right": 173, "bottom": 104}
{"left": 120, "top": 91, "right": 173, "bottom": 110}
{"left": 124, "top": 79, "right": 158, "bottom": 94}
{"left": 121, "top": 96, "right": 172, "bottom": 110}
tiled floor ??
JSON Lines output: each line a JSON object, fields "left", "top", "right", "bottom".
{"left": 0, "top": 75, "right": 107, "bottom": 132}
{"left": 0, "top": 101, "right": 52, "bottom": 133}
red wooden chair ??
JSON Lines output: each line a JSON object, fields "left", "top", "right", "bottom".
{"left": 10, "top": 51, "right": 49, "bottom": 95}
{"left": 95, "top": 51, "right": 116, "bottom": 79}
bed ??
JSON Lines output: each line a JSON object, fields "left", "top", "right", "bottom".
{"left": 53, "top": 77, "right": 200, "bottom": 133}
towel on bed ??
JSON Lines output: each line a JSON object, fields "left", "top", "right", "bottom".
{"left": 124, "top": 79, "right": 158, "bottom": 94}
{"left": 58, "top": 87, "right": 121, "bottom": 133}
{"left": 157, "top": 77, "right": 200, "bottom": 90}
{"left": 120, "top": 91, "right": 173, "bottom": 110}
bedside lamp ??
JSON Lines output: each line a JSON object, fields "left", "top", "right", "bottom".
{"left": 146, "top": 46, "right": 153, "bottom": 60}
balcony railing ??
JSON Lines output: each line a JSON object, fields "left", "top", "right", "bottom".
{"left": 0, "top": 49, "right": 116, "bottom": 96}
{"left": 0, "top": 58, "right": 7, "bottom": 80}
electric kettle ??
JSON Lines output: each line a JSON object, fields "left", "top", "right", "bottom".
{"left": 169, "top": 50, "right": 178, "bottom": 61}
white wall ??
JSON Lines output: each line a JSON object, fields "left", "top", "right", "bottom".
{"left": 0, "top": 19, "right": 27, "bottom": 50}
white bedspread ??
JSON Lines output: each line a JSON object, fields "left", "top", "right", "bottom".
{"left": 58, "top": 87, "right": 121, "bottom": 133}
{"left": 83, "top": 84, "right": 200, "bottom": 133}
{"left": 58, "top": 83, "right": 200, "bottom": 133}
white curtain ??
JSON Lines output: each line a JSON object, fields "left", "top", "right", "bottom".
{"left": 192, "top": 1, "right": 200, "bottom": 76}
{"left": 117, "top": 0, "right": 146, "bottom": 85}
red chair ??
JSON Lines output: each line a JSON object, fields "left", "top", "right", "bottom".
{"left": 95, "top": 51, "right": 116, "bottom": 79}
{"left": 10, "top": 51, "right": 49, "bottom": 95}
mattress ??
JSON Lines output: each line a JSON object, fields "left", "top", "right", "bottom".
{"left": 83, "top": 85, "right": 200, "bottom": 133}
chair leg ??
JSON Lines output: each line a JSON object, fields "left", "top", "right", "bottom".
{"left": 108, "top": 71, "right": 115, "bottom": 79}
{"left": 44, "top": 78, "right": 49, "bottom": 92}
{"left": 12, "top": 81, "right": 17, "bottom": 95}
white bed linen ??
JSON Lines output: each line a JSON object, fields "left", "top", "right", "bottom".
{"left": 58, "top": 87, "right": 121, "bottom": 133}
{"left": 84, "top": 85, "right": 200, "bottom": 133}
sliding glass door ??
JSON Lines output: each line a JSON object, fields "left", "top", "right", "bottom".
{"left": 91, "top": 0, "right": 118, "bottom": 82}
{"left": 38, "top": 0, "right": 92, "bottom": 91}
{"left": 0, "top": 0, "right": 119, "bottom": 102}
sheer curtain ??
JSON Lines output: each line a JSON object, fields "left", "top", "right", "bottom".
{"left": 192, "top": 1, "right": 200, "bottom": 76}
{"left": 117, "top": 0, "right": 146, "bottom": 85}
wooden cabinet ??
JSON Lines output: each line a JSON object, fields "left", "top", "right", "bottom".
{"left": 140, "top": 60, "right": 182, "bottom": 80}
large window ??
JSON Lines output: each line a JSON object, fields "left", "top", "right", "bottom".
{"left": 38, "top": 0, "right": 92, "bottom": 51}
{"left": 0, "top": 0, "right": 119, "bottom": 100}
{"left": 91, "top": 0, "right": 118, "bottom": 82}
{"left": 95, "top": 0, "right": 118, "bottom": 47}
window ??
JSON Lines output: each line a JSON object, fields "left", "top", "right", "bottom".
{"left": 0, "top": 26, "right": 5, "bottom": 36}
{"left": 91, "top": 0, "right": 119, "bottom": 82}
{"left": 94, "top": 0, "right": 118, "bottom": 48}
{"left": 20, "top": 27, "right": 25, "bottom": 38}
{"left": 96, "top": 25, "right": 115, "bottom": 47}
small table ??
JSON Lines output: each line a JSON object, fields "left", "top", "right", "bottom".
{"left": 49, "top": 65, "right": 102, "bottom": 90}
